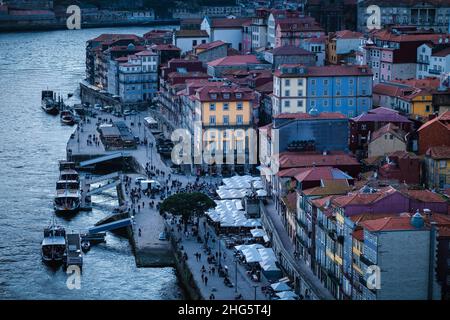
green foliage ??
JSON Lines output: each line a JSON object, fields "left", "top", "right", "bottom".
{"left": 159, "top": 192, "right": 215, "bottom": 223}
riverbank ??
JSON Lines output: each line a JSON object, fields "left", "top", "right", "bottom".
{"left": 0, "top": 19, "right": 179, "bottom": 33}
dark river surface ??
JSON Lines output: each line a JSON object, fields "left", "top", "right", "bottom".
{"left": 0, "top": 26, "right": 183, "bottom": 299}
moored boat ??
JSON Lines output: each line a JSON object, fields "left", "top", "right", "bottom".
{"left": 41, "top": 220, "right": 66, "bottom": 264}
{"left": 54, "top": 189, "right": 81, "bottom": 214}
{"left": 41, "top": 90, "right": 60, "bottom": 115}
{"left": 60, "top": 110, "right": 75, "bottom": 126}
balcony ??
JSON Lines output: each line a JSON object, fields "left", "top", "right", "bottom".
{"left": 417, "top": 59, "right": 429, "bottom": 65}
{"left": 359, "top": 254, "right": 373, "bottom": 266}
{"left": 429, "top": 69, "right": 441, "bottom": 75}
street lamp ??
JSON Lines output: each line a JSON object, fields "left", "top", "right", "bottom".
{"left": 253, "top": 285, "right": 258, "bottom": 300}
{"left": 234, "top": 257, "right": 238, "bottom": 293}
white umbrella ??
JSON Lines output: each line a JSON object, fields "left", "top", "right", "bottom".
{"left": 276, "top": 291, "right": 298, "bottom": 299}
{"left": 270, "top": 282, "right": 291, "bottom": 292}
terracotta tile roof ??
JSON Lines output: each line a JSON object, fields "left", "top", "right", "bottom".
{"left": 311, "top": 195, "right": 334, "bottom": 210}
{"left": 371, "top": 123, "right": 406, "bottom": 142}
{"left": 277, "top": 17, "right": 324, "bottom": 32}
{"left": 274, "top": 112, "right": 347, "bottom": 120}
{"left": 151, "top": 44, "right": 181, "bottom": 51}
{"left": 360, "top": 216, "right": 421, "bottom": 232}
{"left": 208, "top": 55, "right": 261, "bottom": 67}
{"left": 277, "top": 151, "right": 360, "bottom": 169}
{"left": 194, "top": 85, "right": 255, "bottom": 102}
{"left": 332, "top": 186, "right": 397, "bottom": 207}
{"left": 418, "top": 111, "right": 450, "bottom": 132}
{"left": 373, "top": 83, "right": 410, "bottom": 97}
{"left": 391, "top": 77, "right": 440, "bottom": 89}
{"left": 302, "top": 180, "right": 351, "bottom": 196}
{"left": 352, "top": 107, "right": 411, "bottom": 123}
{"left": 210, "top": 18, "right": 251, "bottom": 28}
{"left": 90, "top": 34, "right": 141, "bottom": 43}
{"left": 272, "top": 46, "right": 314, "bottom": 56}
{"left": 333, "top": 30, "right": 364, "bottom": 39}
{"left": 175, "top": 29, "right": 209, "bottom": 38}
{"left": 370, "top": 29, "right": 450, "bottom": 44}
{"left": 255, "top": 81, "right": 273, "bottom": 94}
{"left": 433, "top": 46, "right": 450, "bottom": 57}
{"left": 294, "top": 167, "right": 353, "bottom": 183}
{"left": 401, "top": 189, "right": 447, "bottom": 203}
{"left": 425, "top": 146, "right": 450, "bottom": 160}
{"left": 195, "top": 40, "right": 227, "bottom": 50}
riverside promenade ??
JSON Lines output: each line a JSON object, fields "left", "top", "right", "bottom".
{"left": 167, "top": 216, "right": 269, "bottom": 300}
{"left": 67, "top": 111, "right": 178, "bottom": 266}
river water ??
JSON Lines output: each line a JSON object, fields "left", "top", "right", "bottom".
{"left": 0, "top": 26, "right": 183, "bottom": 299}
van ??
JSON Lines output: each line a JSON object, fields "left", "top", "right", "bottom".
{"left": 140, "top": 179, "right": 162, "bottom": 191}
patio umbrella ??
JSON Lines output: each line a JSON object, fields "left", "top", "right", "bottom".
{"left": 270, "top": 282, "right": 291, "bottom": 292}
{"left": 276, "top": 291, "right": 298, "bottom": 299}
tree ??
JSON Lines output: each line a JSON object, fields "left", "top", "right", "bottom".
{"left": 159, "top": 192, "right": 215, "bottom": 230}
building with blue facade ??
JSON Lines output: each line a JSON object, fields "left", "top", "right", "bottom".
{"left": 273, "top": 64, "right": 373, "bottom": 117}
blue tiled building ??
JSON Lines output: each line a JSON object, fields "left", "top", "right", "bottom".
{"left": 273, "top": 64, "right": 373, "bottom": 117}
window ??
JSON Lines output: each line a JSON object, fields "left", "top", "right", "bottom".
{"left": 236, "top": 115, "right": 243, "bottom": 125}
{"left": 235, "top": 93, "right": 242, "bottom": 99}
{"left": 440, "top": 161, "right": 447, "bottom": 169}
{"left": 389, "top": 134, "right": 393, "bottom": 140}
{"left": 285, "top": 90, "right": 290, "bottom": 97}
{"left": 209, "top": 115, "right": 216, "bottom": 125}
{"left": 209, "top": 103, "right": 216, "bottom": 111}
{"left": 336, "top": 99, "right": 341, "bottom": 106}
{"left": 324, "top": 100, "right": 328, "bottom": 107}
{"left": 297, "top": 79, "right": 303, "bottom": 86}
{"left": 297, "top": 100, "right": 303, "bottom": 108}
{"left": 426, "top": 105, "right": 430, "bottom": 112}
{"left": 223, "top": 103, "right": 229, "bottom": 111}
{"left": 311, "top": 79, "right": 316, "bottom": 85}
{"left": 324, "top": 89, "right": 328, "bottom": 96}
{"left": 193, "top": 40, "right": 197, "bottom": 46}
{"left": 223, "top": 93, "right": 230, "bottom": 99}
{"left": 336, "top": 90, "right": 341, "bottom": 96}
{"left": 236, "top": 102, "right": 243, "bottom": 110}
{"left": 284, "top": 100, "right": 290, "bottom": 108}
{"left": 311, "top": 90, "right": 316, "bottom": 96}
{"left": 324, "top": 79, "right": 329, "bottom": 85}
{"left": 223, "top": 115, "right": 229, "bottom": 125}
{"left": 285, "top": 79, "right": 290, "bottom": 86}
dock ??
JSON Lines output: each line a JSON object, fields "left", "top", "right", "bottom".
{"left": 65, "top": 233, "right": 83, "bottom": 269}
{"left": 66, "top": 111, "right": 176, "bottom": 267}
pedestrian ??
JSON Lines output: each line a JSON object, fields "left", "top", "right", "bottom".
{"left": 198, "top": 253, "right": 201, "bottom": 261}
{"left": 209, "top": 293, "right": 215, "bottom": 300}
{"left": 138, "top": 228, "right": 141, "bottom": 237}
{"left": 204, "top": 276, "right": 208, "bottom": 286}
{"left": 201, "top": 273, "right": 204, "bottom": 283}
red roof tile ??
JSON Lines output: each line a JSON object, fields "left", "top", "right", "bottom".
{"left": 208, "top": 55, "right": 261, "bottom": 67}
{"left": 277, "top": 151, "right": 360, "bottom": 169}
{"left": 425, "top": 146, "right": 450, "bottom": 160}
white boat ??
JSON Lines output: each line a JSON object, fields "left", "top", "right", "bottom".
{"left": 41, "top": 220, "right": 66, "bottom": 264}
{"left": 59, "top": 169, "right": 79, "bottom": 182}
{"left": 54, "top": 189, "right": 81, "bottom": 214}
